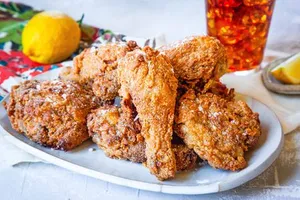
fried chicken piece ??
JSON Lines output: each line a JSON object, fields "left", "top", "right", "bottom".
{"left": 92, "top": 70, "right": 120, "bottom": 100}
{"left": 177, "top": 79, "right": 235, "bottom": 104}
{"left": 59, "top": 66, "right": 82, "bottom": 83}
{"left": 87, "top": 100, "right": 198, "bottom": 171}
{"left": 117, "top": 47, "right": 178, "bottom": 180}
{"left": 159, "top": 36, "right": 227, "bottom": 81}
{"left": 5, "top": 80, "right": 98, "bottom": 151}
{"left": 61, "top": 41, "right": 139, "bottom": 83}
{"left": 172, "top": 144, "right": 198, "bottom": 171}
{"left": 59, "top": 41, "right": 139, "bottom": 101}
{"left": 200, "top": 80, "right": 235, "bottom": 100}
{"left": 175, "top": 89, "right": 261, "bottom": 171}
{"left": 87, "top": 97, "right": 145, "bottom": 163}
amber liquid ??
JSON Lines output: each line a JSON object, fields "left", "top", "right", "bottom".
{"left": 206, "top": 0, "right": 275, "bottom": 72}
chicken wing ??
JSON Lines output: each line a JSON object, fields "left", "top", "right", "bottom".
{"left": 117, "top": 46, "right": 178, "bottom": 180}
{"left": 159, "top": 35, "right": 227, "bottom": 81}
{"left": 175, "top": 89, "right": 261, "bottom": 171}
{"left": 59, "top": 41, "right": 139, "bottom": 101}
{"left": 5, "top": 80, "right": 98, "bottom": 150}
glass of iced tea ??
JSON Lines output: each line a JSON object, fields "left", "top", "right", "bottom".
{"left": 205, "top": 0, "right": 275, "bottom": 72}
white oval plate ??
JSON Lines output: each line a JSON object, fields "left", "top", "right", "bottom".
{"left": 0, "top": 66, "right": 284, "bottom": 195}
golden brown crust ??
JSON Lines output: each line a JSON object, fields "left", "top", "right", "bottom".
{"left": 92, "top": 70, "right": 120, "bottom": 100}
{"left": 175, "top": 89, "right": 261, "bottom": 171}
{"left": 159, "top": 36, "right": 227, "bottom": 81}
{"left": 172, "top": 144, "right": 198, "bottom": 171}
{"left": 5, "top": 80, "right": 98, "bottom": 151}
{"left": 87, "top": 102, "right": 198, "bottom": 171}
{"left": 59, "top": 41, "right": 139, "bottom": 101}
{"left": 117, "top": 46, "right": 178, "bottom": 180}
{"left": 73, "top": 41, "right": 139, "bottom": 82}
{"left": 59, "top": 66, "right": 82, "bottom": 83}
{"left": 177, "top": 80, "right": 235, "bottom": 104}
{"left": 87, "top": 97, "right": 145, "bottom": 163}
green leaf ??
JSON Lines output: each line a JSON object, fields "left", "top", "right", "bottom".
{"left": 0, "top": 2, "right": 37, "bottom": 19}
{"left": 0, "top": 20, "right": 25, "bottom": 45}
{"left": 77, "top": 14, "right": 84, "bottom": 28}
{"left": 0, "top": 20, "right": 26, "bottom": 32}
{"left": 18, "top": 10, "right": 40, "bottom": 20}
{"left": 0, "top": 3, "right": 21, "bottom": 16}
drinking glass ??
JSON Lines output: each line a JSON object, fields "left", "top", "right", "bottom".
{"left": 205, "top": 0, "right": 276, "bottom": 72}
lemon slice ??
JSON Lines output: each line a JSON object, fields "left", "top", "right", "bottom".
{"left": 271, "top": 52, "right": 300, "bottom": 85}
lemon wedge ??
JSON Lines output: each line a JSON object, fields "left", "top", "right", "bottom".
{"left": 271, "top": 52, "right": 300, "bottom": 84}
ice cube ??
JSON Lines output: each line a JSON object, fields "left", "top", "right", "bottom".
{"left": 243, "top": 0, "right": 272, "bottom": 6}
{"left": 249, "top": 25, "right": 257, "bottom": 36}
{"left": 218, "top": 0, "right": 242, "bottom": 7}
{"left": 207, "top": 9, "right": 215, "bottom": 19}
{"left": 242, "top": 15, "right": 251, "bottom": 26}
{"left": 241, "top": 37, "right": 266, "bottom": 54}
{"left": 251, "top": 36, "right": 267, "bottom": 48}
{"left": 214, "top": 7, "right": 235, "bottom": 21}
{"left": 216, "top": 22, "right": 238, "bottom": 44}
{"left": 219, "top": 35, "right": 238, "bottom": 45}
{"left": 208, "top": 19, "right": 215, "bottom": 29}
{"left": 236, "top": 7, "right": 253, "bottom": 25}
{"left": 250, "top": 9, "right": 267, "bottom": 24}
{"left": 256, "top": 23, "right": 269, "bottom": 37}
{"left": 216, "top": 20, "right": 248, "bottom": 44}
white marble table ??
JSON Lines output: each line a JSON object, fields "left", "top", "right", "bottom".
{"left": 1, "top": 0, "right": 300, "bottom": 199}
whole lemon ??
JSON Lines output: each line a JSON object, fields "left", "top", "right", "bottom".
{"left": 22, "top": 11, "right": 81, "bottom": 64}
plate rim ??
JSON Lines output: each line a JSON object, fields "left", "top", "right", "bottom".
{"left": 0, "top": 93, "right": 284, "bottom": 195}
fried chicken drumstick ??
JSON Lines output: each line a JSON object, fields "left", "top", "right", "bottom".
{"left": 117, "top": 46, "right": 178, "bottom": 180}
{"left": 5, "top": 80, "right": 98, "bottom": 150}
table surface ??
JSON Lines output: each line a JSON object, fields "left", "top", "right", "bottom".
{"left": 1, "top": 0, "right": 300, "bottom": 199}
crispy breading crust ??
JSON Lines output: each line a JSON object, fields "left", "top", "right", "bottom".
{"left": 5, "top": 80, "right": 98, "bottom": 151}
{"left": 72, "top": 41, "right": 139, "bottom": 82}
{"left": 175, "top": 89, "right": 261, "bottom": 171}
{"left": 92, "top": 70, "right": 120, "bottom": 100}
{"left": 172, "top": 144, "right": 199, "bottom": 171}
{"left": 87, "top": 102, "right": 198, "bottom": 171}
{"left": 177, "top": 80, "right": 235, "bottom": 104}
{"left": 159, "top": 36, "right": 227, "bottom": 81}
{"left": 117, "top": 46, "right": 178, "bottom": 180}
{"left": 59, "top": 41, "right": 139, "bottom": 101}
{"left": 87, "top": 97, "right": 145, "bottom": 163}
